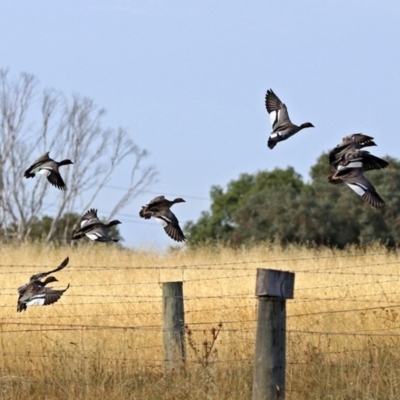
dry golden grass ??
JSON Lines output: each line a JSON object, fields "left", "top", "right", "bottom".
{"left": 0, "top": 242, "right": 400, "bottom": 399}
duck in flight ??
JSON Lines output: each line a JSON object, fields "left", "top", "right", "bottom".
{"left": 328, "top": 167, "right": 385, "bottom": 209}
{"left": 70, "top": 208, "right": 121, "bottom": 242}
{"left": 17, "top": 257, "right": 70, "bottom": 312}
{"left": 329, "top": 133, "right": 379, "bottom": 169}
{"left": 265, "top": 89, "right": 314, "bottom": 149}
{"left": 24, "top": 151, "right": 74, "bottom": 191}
{"left": 139, "top": 196, "right": 186, "bottom": 242}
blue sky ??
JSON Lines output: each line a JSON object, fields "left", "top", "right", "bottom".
{"left": 1, "top": 1, "right": 399, "bottom": 249}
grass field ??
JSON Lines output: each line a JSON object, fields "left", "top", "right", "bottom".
{"left": 0, "top": 242, "right": 399, "bottom": 399}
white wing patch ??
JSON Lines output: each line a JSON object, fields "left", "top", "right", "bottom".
{"left": 270, "top": 132, "right": 280, "bottom": 139}
{"left": 86, "top": 232, "right": 102, "bottom": 241}
{"left": 38, "top": 169, "right": 51, "bottom": 177}
{"left": 340, "top": 161, "right": 363, "bottom": 169}
{"left": 269, "top": 110, "right": 279, "bottom": 128}
{"left": 346, "top": 182, "right": 367, "bottom": 196}
{"left": 154, "top": 216, "right": 170, "bottom": 227}
{"left": 26, "top": 296, "right": 46, "bottom": 306}
{"left": 81, "top": 219, "right": 93, "bottom": 228}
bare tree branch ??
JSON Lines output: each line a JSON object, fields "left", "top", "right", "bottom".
{"left": 0, "top": 70, "right": 157, "bottom": 243}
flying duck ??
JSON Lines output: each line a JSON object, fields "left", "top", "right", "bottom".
{"left": 339, "top": 133, "right": 377, "bottom": 147}
{"left": 70, "top": 208, "right": 121, "bottom": 242}
{"left": 329, "top": 148, "right": 389, "bottom": 172}
{"left": 329, "top": 133, "right": 377, "bottom": 168}
{"left": 17, "top": 257, "right": 70, "bottom": 312}
{"left": 139, "top": 196, "right": 186, "bottom": 242}
{"left": 328, "top": 168, "right": 385, "bottom": 208}
{"left": 265, "top": 89, "right": 314, "bottom": 149}
{"left": 24, "top": 151, "right": 74, "bottom": 191}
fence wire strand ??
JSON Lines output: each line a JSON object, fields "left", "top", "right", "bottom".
{"left": 1, "top": 251, "right": 400, "bottom": 381}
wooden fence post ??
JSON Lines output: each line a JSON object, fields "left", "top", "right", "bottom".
{"left": 162, "top": 281, "right": 186, "bottom": 372}
{"left": 252, "top": 268, "right": 295, "bottom": 400}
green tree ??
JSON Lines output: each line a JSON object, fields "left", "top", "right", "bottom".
{"left": 184, "top": 167, "right": 305, "bottom": 246}
{"left": 185, "top": 154, "right": 400, "bottom": 248}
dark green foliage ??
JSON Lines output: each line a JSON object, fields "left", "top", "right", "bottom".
{"left": 184, "top": 155, "right": 400, "bottom": 248}
{"left": 185, "top": 167, "right": 304, "bottom": 246}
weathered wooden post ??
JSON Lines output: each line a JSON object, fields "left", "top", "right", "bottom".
{"left": 252, "top": 268, "right": 295, "bottom": 400}
{"left": 162, "top": 281, "right": 186, "bottom": 372}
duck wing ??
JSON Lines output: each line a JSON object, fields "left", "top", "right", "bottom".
{"left": 45, "top": 165, "right": 67, "bottom": 190}
{"left": 154, "top": 210, "right": 186, "bottom": 242}
{"left": 265, "top": 89, "right": 292, "bottom": 131}
{"left": 340, "top": 133, "right": 376, "bottom": 147}
{"left": 80, "top": 209, "right": 100, "bottom": 227}
{"left": 24, "top": 152, "right": 51, "bottom": 178}
{"left": 333, "top": 149, "right": 389, "bottom": 171}
{"left": 336, "top": 169, "right": 385, "bottom": 208}
{"left": 41, "top": 285, "right": 70, "bottom": 306}
{"left": 145, "top": 196, "right": 169, "bottom": 210}
{"left": 356, "top": 153, "right": 389, "bottom": 171}
{"left": 331, "top": 134, "right": 377, "bottom": 166}
{"left": 18, "top": 285, "right": 70, "bottom": 311}
{"left": 164, "top": 222, "right": 186, "bottom": 243}
{"left": 140, "top": 196, "right": 171, "bottom": 216}
{"left": 147, "top": 196, "right": 166, "bottom": 206}
{"left": 75, "top": 223, "right": 118, "bottom": 242}
{"left": 27, "top": 257, "right": 69, "bottom": 282}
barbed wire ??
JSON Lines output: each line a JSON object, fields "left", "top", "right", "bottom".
{"left": 0, "top": 250, "right": 392, "bottom": 271}
{"left": 0, "top": 273, "right": 256, "bottom": 292}
{"left": 295, "top": 291, "right": 400, "bottom": 302}
{"left": 2, "top": 319, "right": 255, "bottom": 328}
{"left": 0, "top": 305, "right": 256, "bottom": 321}
{"left": 288, "top": 329, "right": 400, "bottom": 337}
{"left": 299, "top": 267, "right": 400, "bottom": 276}
{"left": 288, "top": 317, "right": 400, "bottom": 335}
{"left": 296, "top": 276, "right": 400, "bottom": 292}
{"left": 286, "top": 343, "right": 400, "bottom": 357}
{"left": 0, "top": 318, "right": 256, "bottom": 333}
{"left": 294, "top": 298, "right": 400, "bottom": 304}
{"left": 5, "top": 282, "right": 400, "bottom": 299}
{"left": 0, "top": 310, "right": 162, "bottom": 320}
{"left": 0, "top": 326, "right": 256, "bottom": 335}
{"left": 0, "top": 299, "right": 163, "bottom": 308}
{"left": 0, "top": 255, "right": 399, "bottom": 355}
{"left": 0, "top": 297, "right": 256, "bottom": 310}
{"left": 288, "top": 303, "right": 400, "bottom": 319}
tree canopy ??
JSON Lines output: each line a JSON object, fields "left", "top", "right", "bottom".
{"left": 184, "top": 154, "right": 400, "bottom": 248}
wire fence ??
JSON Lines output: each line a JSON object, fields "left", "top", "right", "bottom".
{"left": 1, "top": 251, "right": 400, "bottom": 398}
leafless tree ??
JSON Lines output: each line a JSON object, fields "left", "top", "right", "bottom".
{"left": 0, "top": 69, "right": 157, "bottom": 243}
